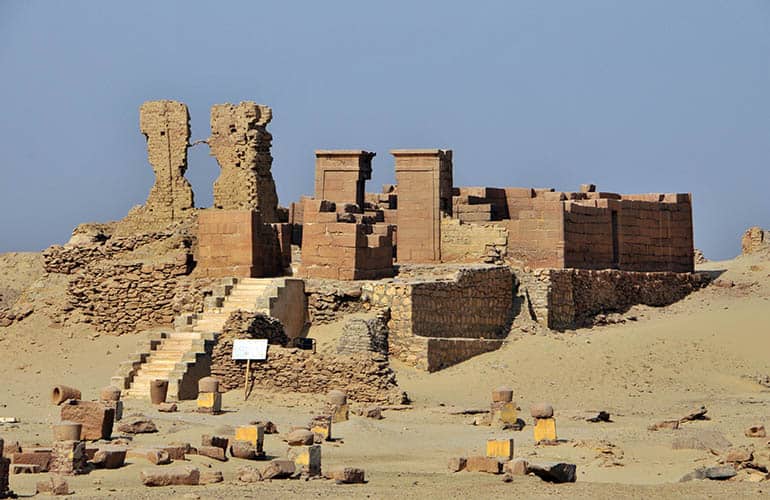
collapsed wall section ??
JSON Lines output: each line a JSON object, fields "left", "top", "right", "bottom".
{"left": 209, "top": 102, "right": 279, "bottom": 221}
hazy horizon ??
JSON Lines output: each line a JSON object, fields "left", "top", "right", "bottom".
{"left": 1, "top": 1, "right": 768, "bottom": 260}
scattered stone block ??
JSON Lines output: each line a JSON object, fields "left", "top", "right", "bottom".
{"left": 704, "top": 465, "right": 737, "bottom": 480}
{"left": 530, "top": 403, "right": 554, "bottom": 419}
{"left": 198, "top": 446, "right": 227, "bottom": 462}
{"left": 328, "top": 466, "right": 365, "bottom": 483}
{"left": 724, "top": 447, "right": 753, "bottom": 463}
{"left": 199, "top": 470, "right": 223, "bottom": 485}
{"left": 50, "top": 440, "right": 87, "bottom": 475}
{"left": 332, "top": 404, "right": 350, "bottom": 423}
{"left": 230, "top": 440, "right": 262, "bottom": 460}
{"left": 528, "top": 462, "right": 577, "bottom": 483}
{"left": 250, "top": 420, "right": 278, "bottom": 434}
{"left": 309, "top": 415, "right": 332, "bottom": 441}
{"left": 465, "top": 456, "right": 502, "bottom": 474}
{"left": 447, "top": 457, "right": 467, "bottom": 472}
{"left": 586, "top": 411, "right": 612, "bottom": 423}
{"left": 145, "top": 449, "right": 172, "bottom": 465}
{"left": 197, "top": 392, "right": 222, "bottom": 414}
{"left": 157, "top": 403, "right": 177, "bottom": 413}
{"left": 235, "top": 425, "right": 264, "bottom": 451}
{"left": 680, "top": 406, "right": 709, "bottom": 422}
{"left": 163, "top": 444, "right": 192, "bottom": 460}
{"left": 102, "top": 400, "right": 124, "bottom": 421}
{"left": 117, "top": 416, "right": 157, "bottom": 434}
{"left": 36, "top": 475, "right": 69, "bottom": 495}
{"left": 262, "top": 459, "right": 295, "bottom": 479}
{"left": 504, "top": 458, "right": 529, "bottom": 476}
{"left": 140, "top": 465, "right": 200, "bottom": 486}
{"left": 287, "top": 444, "right": 321, "bottom": 477}
{"left": 362, "top": 406, "right": 383, "bottom": 419}
{"left": 91, "top": 447, "right": 126, "bottom": 469}
{"left": 486, "top": 438, "right": 514, "bottom": 460}
{"left": 201, "top": 435, "right": 229, "bottom": 450}
{"left": 491, "top": 402, "right": 518, "bottom": 426}
{"left": 238, "top": 465, "right": 263, "bottom": 483}
{"left": 746, "top": 425, "right": 766, "bottom": 438}
{"left": 534, "top": 418, "right": 557, "bottom": 443}
{"left": 60, "top": 400, "right": 115, "bottom": 440}
{"left": 11, "top": 450, "right": 52, "bottom": 472}
{"left": 287, "top": 429, "right": 315, "bottom": 446}
{"left": 491, "top": 386, "right": 513, "bottom": 403}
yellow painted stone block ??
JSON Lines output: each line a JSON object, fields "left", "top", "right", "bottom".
{"left": 235, "top": 425, "right": 264, "bottom": 448}
{"left": 534, "top": 417, "right": 557, "bottom": 442}
{"left": 491, "top": 402, "right": 518, "bottom": 425}
{"left": 486, "top": 438, "right": 514, "bottom": 460}
{"left": 311, "top": 425, "right": 331, "bottom": 440}
{"left": 197, "top": 392, "right": 222, "bottom": 411}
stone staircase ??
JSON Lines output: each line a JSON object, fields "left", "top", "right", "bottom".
{"left": 113, "top": 277, "right": 306, "bottom": 401}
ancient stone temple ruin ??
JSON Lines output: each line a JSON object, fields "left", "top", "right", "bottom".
{"left": 36, "top": 98, "right": 703, "bottom": 403}
{"left": 122, "top": 100, "right": 195, "bottom": 233}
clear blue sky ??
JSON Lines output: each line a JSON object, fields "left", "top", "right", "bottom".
{"left": 1, "top": 1, "right": 768, "bottom": 260}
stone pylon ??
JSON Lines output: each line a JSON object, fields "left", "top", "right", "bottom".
{"left": 122, "top": 100, "right": 194, "bottom": 232}
{"left": 209, "top": 102, "right": 279, "bottom": 222}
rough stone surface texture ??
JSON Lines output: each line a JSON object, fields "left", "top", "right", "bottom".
{"left": 337, "top": 310, "right": 389, "bottom": 356}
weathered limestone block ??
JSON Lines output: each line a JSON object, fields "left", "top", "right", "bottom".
{"left": 91, "top": 447, "right": 127, "bottom": 469}
{"left": 262, "top": 459, "right": 295, "bottom": 479}
{"left": 124, "top": 100, "right": 194, "bottom": 231}
{"left": 35, "top": 476, "right": 69, "bottom": 495}
{"left": 287, "top": 444, "right": 321, "bottom": 477}
{"left": 465, "top": 456, "right": 502, "bottom": 474}
{"left": 328, "top": 466, "right": 365, "bottom": 483}
{"left": 210, "top": 102, "right": 278, "bottom": 221}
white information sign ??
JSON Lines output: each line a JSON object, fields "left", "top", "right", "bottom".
{"left": 232, "top": 339, "right": 268, "bottom": 360}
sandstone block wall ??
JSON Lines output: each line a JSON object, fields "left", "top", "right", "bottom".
{"left": 196, "top": 209, "right": 283, "bottom": 278}
{"left": 440, "top": 218, "right": 508, "bottom": 264}
{"left": 304, "top": 280, "right": 365, "bottom": 324}
{"left": 314, "top": 150, "right": 375, "bottom": 209}
{"left": 210, "top": 102, "right": 279, "bottom": 221}
{"left": 369, "top": 265, "right": 513, "bottom": 369}
{"left": 392, "top": 149, "right": 453, "bottom": 263}
{"left": 299, "top": 199, "right": 394, "bottom": 280}
{"left": 122, "top": 100, "right": 194, "bottom": 234}
{"left": 519, "top": 268, "right": 708, "bottom": 330}
{"left": 210, "top": 310, "right": 400, "bottom": 403}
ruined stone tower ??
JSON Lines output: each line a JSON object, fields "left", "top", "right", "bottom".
{"left": 122, "top": 100, "right": 194, "bottom": 232}
{"left": 209, "top": 102, "right": 279, "bottom": 222}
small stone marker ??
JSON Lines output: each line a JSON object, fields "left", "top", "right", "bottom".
{"left": 235, "top": 425, "right": 265, "bottom": 451}
{"left": 534, "top": 417, "right": 557, "bottom": 443}
{"left": 141, "top": 465, "right": 200, "bottom": 486}
{"left": 196, "top": 392, "right": 222, "bottom": 415}
{"left": 288, "top": 444, "right": 321, "bottom": 477}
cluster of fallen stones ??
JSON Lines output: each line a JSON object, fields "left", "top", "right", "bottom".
{"left": 0, "top": 383, "right": 376, "bottom": 495}
{"left": 449, "top": 387, "right": 575, "bottom": 483}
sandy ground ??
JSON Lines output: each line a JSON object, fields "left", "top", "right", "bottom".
{"left": 0, "top": 252, "right": 768, "bottom": 498}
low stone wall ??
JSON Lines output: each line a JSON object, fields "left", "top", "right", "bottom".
{"left": 369, "top": 264, "right": 514, "bottom": 369}
{"left": 337, "top": 311, "right": 389, "bottom": 356}
{"left": 304, "top": 279, "right": 365, "bottom": 324}
{"left": 63, "top": 255, "right": 206, "bottom": 334}
{"left": 425, "top": 338, "right": 506, "bottom": 372}
{"left": 519, "top": 268, "right": 709, "bottom": 330}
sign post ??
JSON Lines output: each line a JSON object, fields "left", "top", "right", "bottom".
{"left": 232, "top": 339, "right": 268, "bottom": 401}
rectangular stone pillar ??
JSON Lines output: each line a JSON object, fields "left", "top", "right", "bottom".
{"left": 314, "top": 150, "right": 375, "bottom": 209}
{"left": 392, "top": 149, "right": 453, "bottom": 263}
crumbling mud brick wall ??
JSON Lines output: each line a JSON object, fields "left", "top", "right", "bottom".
{"left": 299, "top": 199, "right": 394, "bottom": 280}
{"left": 304, "top": 280, "right": 365, "bottom": 324}
{"left": 392, "top": 149, "right": 453, "bottom": 263}
{"left": 122, "top": 100, "right": 194, "bottom": 234}
{"left": 742, "top": 226, "right": 769, "bottom": 255}
{"left": 210, "top": 310, "right": 400, "bottom": 403}
{"left": 195, "top": 209, "right": 284, "bottom": 278}
{"left": 314, "top": 150, "right": 375, "bottom": 209}
{"left": 209, "top": 102, "right": 279, "bottom": 221}
{"left": 369, "top": 265, "right": 513, "bottom": 370}
{"left": 43, "top": 221, "right": 215, "bottom": 334}
{"left": 519, "top": 268, "right": 709, "bottom": 330}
